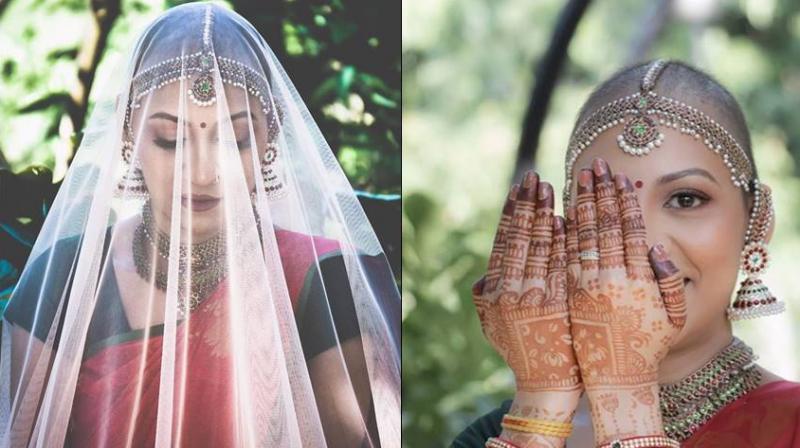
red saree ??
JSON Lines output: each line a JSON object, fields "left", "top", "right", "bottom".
{"left": 68, "top": 229, "right": 340, "bottom": 447}
{"left": 684, "top": 380, "right": 800, "bottom": 447}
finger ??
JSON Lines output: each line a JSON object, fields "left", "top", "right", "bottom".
{"left": 499, "top": 171, "right": 538, "bottom": 298}
{"left": 471, "top": 276, "right": 491, "bottom": 328}
{"left": 649, "top": 243, "right": 687, "bottom": 329}
{"left": 546, "top": 216, "right": 567, "bottom": 306}
{"left": 615, "top": 173, "right": 653, "bottom": 282}
{"left": 576, "top": 168, "right": 599, "bottom": 289}
{"left": 485, "top": 184, "right": 520, "bottom": 293}
{"left": 592, "top": 158, "right": 625, "bottom": 272}
{"left": 520, "top": 181, "right": 554, "bottom": 306}
{"left": 565, "top": 205, "right": 580, "bottom": 296}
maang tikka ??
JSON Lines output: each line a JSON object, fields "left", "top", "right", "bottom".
{"left": 563, "top": 59, "right": 784, "bottom": 320}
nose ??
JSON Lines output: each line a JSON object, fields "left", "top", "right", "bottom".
{"left": 186, "top": 135, "right": 219, "bottom": 187}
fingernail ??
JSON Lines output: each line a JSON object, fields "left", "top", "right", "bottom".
{"left": 536, "top": 182, "right": 553, "bottom": 208}
{"left": 578, "top": 169, "right": 594, "bottom": 194}
{"left": 566, "top": 206, "right": 576, "bottom": 221}
{"left": 650, "top": 244, "right": 678, "bottom": 280}
{"left": 509, "top": 184, "right": 520, "bottom": 199}
{"left": 652, "top": 243, "right": 668, "bottom": 261}
{"left": 554, "top": 216, "right": 565, "bottom": 232}
{"left": 592, "top": 158, "right": 611, "bottom": 183}
{"left": 523, "top": 171, "right": 538, "bottom": 189}
{"left": 614, "top": 174, "right": 626, "bottom": 190}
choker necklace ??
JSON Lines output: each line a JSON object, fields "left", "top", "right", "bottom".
{"left": 659, "top": 337, "right": 762, "bottom": 441}
{"left": 132, "top": 202, "right": 227, "bottom": 316}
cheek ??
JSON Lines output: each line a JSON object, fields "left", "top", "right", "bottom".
{"left": 667, "top": 206, "right": 745, "bottom": 315}
{"left": 139, "top": 148, "right": 175, "bottom": 193}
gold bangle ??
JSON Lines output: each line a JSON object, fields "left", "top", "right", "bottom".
{"left": 501, "top": 414, "right": 572, "bottom": 433}
{"left": 500, "top": 414, "right": 573, "bottom": 437}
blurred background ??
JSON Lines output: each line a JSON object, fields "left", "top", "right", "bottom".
{"left": 0, "top": 0, "right": 401, "bottom": 308}
{"left": 403, "top": 0, "right": 800, "bottom": 446}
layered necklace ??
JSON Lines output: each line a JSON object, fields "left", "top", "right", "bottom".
{"left": 659, "top": 337, "right": 762, "bottom": 441}
{"left": 132, "top": 202, "right": 227, "bottom": 316}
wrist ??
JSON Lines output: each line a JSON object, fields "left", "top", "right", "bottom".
{"left": 585, "top": 383, "right": 664, "bottom": 444}
{"left": 498, "top": 390, "right": 579, "bottom": 448}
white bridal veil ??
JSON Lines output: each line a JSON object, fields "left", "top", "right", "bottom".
{"left": 0, "top": 3, "right": 400, "bottom": 447}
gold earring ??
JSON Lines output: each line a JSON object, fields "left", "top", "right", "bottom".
{"left": 260, "top": 140, "right": 286, "bottom": 199}
{"left": 116, "top": 139, "right": 148, "bottom": 198}
{"left": 727, "top": 182, "right": 784, "bottom": 320}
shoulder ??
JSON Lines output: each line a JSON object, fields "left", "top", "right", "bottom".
{"left": 687, "top": 380, "right": 800, "bottom": 447}
{"left": 451, "top": 400, "right": 511, "bottom": 448}
{"left": 274, "top": 228, "right": 341, "bottom": 259}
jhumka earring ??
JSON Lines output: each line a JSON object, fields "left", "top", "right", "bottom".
{"left": 116, "top": 139, "right": 148, "bottom": 198}
{"left": 260, "top": 140, "right": 286, "bottom": 199}
{"left": 727, "top": 181, "right": 784, "bottom": 320}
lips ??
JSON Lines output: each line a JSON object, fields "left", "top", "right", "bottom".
{"left": 181, "top": 195, "right": 220, "bottom": 212}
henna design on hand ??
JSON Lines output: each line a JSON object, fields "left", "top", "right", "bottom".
{"left": 473, "top": 176, "right": 581, "bottom": 395}
{"left": 566, "top": 158, "right": 688, "bottom": 443}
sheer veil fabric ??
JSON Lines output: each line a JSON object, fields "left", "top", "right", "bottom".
{"left": 0, "top": 3, "right": 400, "bottom": 447}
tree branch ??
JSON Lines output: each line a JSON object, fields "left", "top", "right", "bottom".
{"left": 513, "top": 0, "right": 593, "bottom": 182}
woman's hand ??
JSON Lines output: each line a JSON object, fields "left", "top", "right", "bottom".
{"left": 473, "top": 172, "right": 581, "bottom": 447}
{"left": 565, "top": 158, "right": 687, "bottom": 443}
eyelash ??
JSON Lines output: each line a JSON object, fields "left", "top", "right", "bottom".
{"left": 152, "top": 136, "right": 252, "bottom": 150}
{"left": 664, "top": 190, "right": 710, "bottom": 209}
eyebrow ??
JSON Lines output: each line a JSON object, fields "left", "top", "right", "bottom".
{"left": 657, "top": 168, "right": 719, "bottom": 185}
{"left": 147, "top": 111, "right": 255, "bottom": 124}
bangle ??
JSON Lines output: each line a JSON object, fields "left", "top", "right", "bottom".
{"left": 485, "top": 437, "right": 521, "bottom": 448}
{"left": 500, "top": 414, "right": 573, "bottom": 437}
{"left": 598, "top": 435, "right": 681, "bottom": 448}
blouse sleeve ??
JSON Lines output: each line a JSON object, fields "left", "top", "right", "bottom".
{"left": 296, "top": 252, "right": 399, "bottom": 361}
{"left": 450, "top": 400, "right": 511, "bottom": 447}
{"left": 2, "top": 236, "right": 81, "bottom": 342}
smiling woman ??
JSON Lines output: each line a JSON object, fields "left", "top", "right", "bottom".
{"left": 457, "top": 60, "right": 800, "bottom": 448}
{"left": 0, "top": 3, "right": 400, "bottom": 447}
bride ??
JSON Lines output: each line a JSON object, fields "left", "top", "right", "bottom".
{"left": 457, "top": 60, "right": 800, "bottom": 447}
{"left": 0, "top": 3, "right": 399, "bottom": 447}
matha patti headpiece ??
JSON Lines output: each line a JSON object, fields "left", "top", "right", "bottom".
{"left": 563, "top": 59, "right": 754, "bottom": 205}
{"left": 125, "top": 6, "right": 279, "bottom": 137}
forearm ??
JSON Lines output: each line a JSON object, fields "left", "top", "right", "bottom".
{"left": 499, "top": 389, "right": 579, "bottom": 448}
{"left": 585, "top": 383, "right": 664, "bottom": 444}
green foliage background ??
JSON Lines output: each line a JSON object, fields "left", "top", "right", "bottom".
{"left": 403, "top": 0, "right": 800, "bottom": 446}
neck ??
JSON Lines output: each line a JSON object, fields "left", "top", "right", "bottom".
{"left": 658, "top": 318, "right": 734, "bottom": 384}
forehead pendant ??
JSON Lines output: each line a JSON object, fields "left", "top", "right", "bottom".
{"left": 188, "top": 53, "right": 216, "bottom": 107}
{"left": 616, "top": 60, "right": 668, "bottom": 156}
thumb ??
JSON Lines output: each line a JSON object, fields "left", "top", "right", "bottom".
{"left": 648, "top": 243, "right": 687, "bottom": 329}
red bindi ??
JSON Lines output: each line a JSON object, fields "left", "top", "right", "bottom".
{"left": 634, "top": 180, "right": 643, "bottom": 189}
